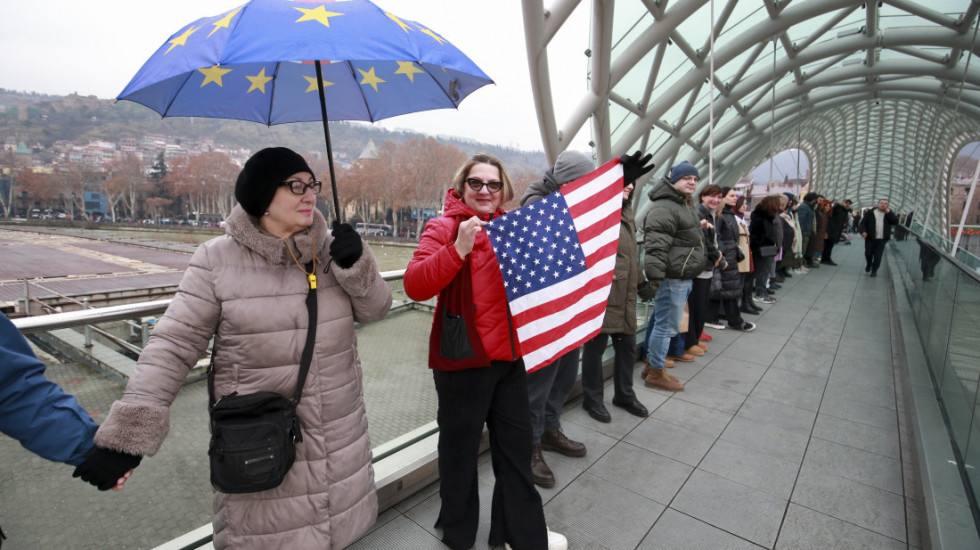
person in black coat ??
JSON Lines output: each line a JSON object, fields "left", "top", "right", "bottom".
{"left": 688, "top": 185, "right": 726, "bottom": 355}
{"left": 822, "top": 199, "right": 851, "bottom": 265}
{"left": 710, "top": 188, "right": 754, "bottom": 331}
{"left": 748, "top": 195, "right": 782, "bottom": 303}
{"left": 858, "top": 198, "right": 901, "bottom": 277}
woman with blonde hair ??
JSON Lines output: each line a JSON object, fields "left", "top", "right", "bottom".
{"left": 404, "top": 153, "right": 566, "bottom": 550}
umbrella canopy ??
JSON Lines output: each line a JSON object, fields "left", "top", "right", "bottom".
{"left": 118, "top": 0, "right": 493, "bottom": 218}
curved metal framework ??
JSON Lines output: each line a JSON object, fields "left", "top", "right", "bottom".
{"left": 523, "top": 0, "right": 980, "bottom": 234}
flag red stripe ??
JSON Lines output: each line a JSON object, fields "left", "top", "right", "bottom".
{"left": 518, "top": 301, "right": 609, "bottom": 352}
{"left": 510, "top": 266, "right": 615, "bottom": 325}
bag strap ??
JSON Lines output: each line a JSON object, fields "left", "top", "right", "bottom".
{"left": 292, "top": 261, "right": 318, "bottom": 405}
{"left": 208, "top": 261, "right": 318, "bottom": 409}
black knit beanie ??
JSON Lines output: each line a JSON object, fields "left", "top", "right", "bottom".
{"left": 235, "top": 147, "right": 314, "bottom": 217}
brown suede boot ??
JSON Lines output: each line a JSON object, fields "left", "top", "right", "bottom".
{"left": 667, "top": 353, "right": 696, "bottom": 362}
{"left": 531, "top": 443, "right": 555, "bottom": 488}
{"left": 644, "top": 368, "right": 684, "bottom": 391}
{"left": 695, "top": 342, "right": 708, "bottom": 351}
{"left": 685, "top": 345, "right": 705, "bottom": 357}
{"left": 641, "top": 358, "right": 675, "bottom": 380}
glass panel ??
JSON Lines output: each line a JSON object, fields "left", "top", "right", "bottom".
{"left": 942, "top": 269, "right": 980, "bottom": 449}
{"left": 923, "top": 255, "right": 957, "bottom": 386}
{"left": 674, "top": 1, "right": 714, "bottom": 53}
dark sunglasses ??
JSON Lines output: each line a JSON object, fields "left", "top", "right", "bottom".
{"left": 465, "top": 178, "right": 503, "bottom": 193}
{"left": 280, "top": 180, "right": 322, "bottom": 195}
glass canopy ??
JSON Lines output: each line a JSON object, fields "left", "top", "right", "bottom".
{"left": 522, "top": 0, "right": 980, "bottom": 232}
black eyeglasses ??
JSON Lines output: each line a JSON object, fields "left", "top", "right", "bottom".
{"left": 280, "top": 180, "right": 322, "bottom": 195}
{"left": 465, "top": 178, "right": 503, "bottom": 193}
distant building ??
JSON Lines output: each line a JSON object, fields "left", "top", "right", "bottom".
{"left": 84, "top": 190, "right": 108, "bottom": 218}
{"left": 359, "top": 139, "right": 379, "bottom": 161}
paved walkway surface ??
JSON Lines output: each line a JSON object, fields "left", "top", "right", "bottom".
{"left": 0, "top": 234, "right": 923, "bottom": 549}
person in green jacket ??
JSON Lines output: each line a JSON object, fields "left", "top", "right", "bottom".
{"left": 642, "top": 161, "right": 710, "bottom": 391}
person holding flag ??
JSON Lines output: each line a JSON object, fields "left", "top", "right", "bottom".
{"left": 580, "top": 152, "right": 655, "bottom": 423}
{"left": 518, "top": 150, "right": 594, "bottom": 488}
{"left": 404, "top": 153, "right": 567, "bottom": 550}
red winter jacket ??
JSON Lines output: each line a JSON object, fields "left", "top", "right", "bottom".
{"left": 404, "top": 188, "right": 520, "bottom": 368}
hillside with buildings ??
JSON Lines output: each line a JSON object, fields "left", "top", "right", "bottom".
{"left": 0, "top": 89, "right": 547, "bottom": 226}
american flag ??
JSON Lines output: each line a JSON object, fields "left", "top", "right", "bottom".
{"left": 485, "top": 158, "right": 624, "bottom": 372}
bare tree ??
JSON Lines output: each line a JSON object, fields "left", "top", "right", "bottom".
{"left": 0, "top": 149, "right": 18, "bottom": 218}
{"left": 104, "top": 155, "right": 146, "bottom": 221}
{"left": 167, "top": 152, "right": 239, "bottom": 220}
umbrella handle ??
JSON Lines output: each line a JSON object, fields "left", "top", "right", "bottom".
{"left": 315, "top": 60, "right": 342, "bottom": 223}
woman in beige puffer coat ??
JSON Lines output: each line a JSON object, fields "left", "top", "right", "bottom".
{"left": 74, "top": 148, "right": 392, "bottom": 549}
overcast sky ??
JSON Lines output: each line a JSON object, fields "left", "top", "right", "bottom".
{"left": 0, "top": 0, "right": 590, "bottom": 152}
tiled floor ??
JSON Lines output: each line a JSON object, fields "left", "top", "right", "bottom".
{"left": 353, "top": 238, "right": 922, "bottom": 550}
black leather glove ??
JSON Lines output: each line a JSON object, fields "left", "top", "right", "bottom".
{"left": 619, "top": 150, "right": 655, "bottom": 186}
{"left": 330, "top": 221, "right": 363, "bottom": 269}
{"left": 73, "top": 446, "right": 142, "bottom": 491}
{"left": 637, "top": 280, "right": 658, "bottom": 302}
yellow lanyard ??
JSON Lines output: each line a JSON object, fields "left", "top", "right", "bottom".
{"left": 281, "top": 230, "right": 320, "bottom": 289}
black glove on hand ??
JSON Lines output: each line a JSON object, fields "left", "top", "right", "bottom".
{"left": 330, "top": 221, "right": 363, "bottom": 269}
{"left": 619, "top": 150, "right": 655, "bottom": 186}
{"left": 637, "top": 280, "right": 658, "bottom": 302}
{"left": 73, "top": 446, "right": 142, "bottom": 491}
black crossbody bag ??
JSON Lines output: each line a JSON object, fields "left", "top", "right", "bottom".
{"left": 207, "top": 264, "right": 317, "bottom": 494}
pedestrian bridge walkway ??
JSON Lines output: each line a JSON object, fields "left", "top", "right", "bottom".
{"left": 3, "top": 232, "right": 978, "bottom": 549}
{"left": 352, "top": 240, "right": 927, "bottom": 550}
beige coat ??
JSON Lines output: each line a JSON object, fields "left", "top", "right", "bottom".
{"left": 737, "top": 218, "right": 752, "bottom": 273}
{"left": 95, "top": 206, "right": 392, "bottom": 549}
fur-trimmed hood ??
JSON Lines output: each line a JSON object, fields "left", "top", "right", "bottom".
{"left": 224, "top": 204, "right": 327, "bottom": 266}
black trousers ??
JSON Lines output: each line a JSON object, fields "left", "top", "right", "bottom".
{"left": 865, "top": 238, "right": 888, "bottom": 274}
{"left": 432, "top": 361, "right": 547, "bottom": 550}
{"left": 721, "top": 298, "right": 743, "bottom": 326}
{"left": 741, "top": 272, "right": 754, "bottom": 308}
{"left": 823, "top": 238, "right": 837, "bottom": 262}
{"left": 582, "top": 332, "right": 636, "bottom": 407}
{"left": 685, "top": 277, "right": 711, "bottom": 349}
{"left": 526, "top": 347, "right": 580, "bottom": 443}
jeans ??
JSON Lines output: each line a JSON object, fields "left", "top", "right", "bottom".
{"left": 645, "top": 278, "right": 692, "bottom": 370}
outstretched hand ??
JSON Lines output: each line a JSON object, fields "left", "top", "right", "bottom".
{"left": 619, "top": 151, "right": 655, "bottom": 186}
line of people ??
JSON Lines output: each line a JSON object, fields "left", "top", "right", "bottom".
{"left": 3, "top": 147, "right": 894, "bottom": 550}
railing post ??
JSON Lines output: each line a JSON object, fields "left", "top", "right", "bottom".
{"left": 83, "top": 298, "right": 93, "bottom": 348}
{"left": 141, "top": 318, "right": 150, "bottom": 348}
{"left": 23, "top": 279, "right": 31, "bottom": 316}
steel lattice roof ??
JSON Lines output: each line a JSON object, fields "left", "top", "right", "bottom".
{"left": 522, "top": 0, "right": 980, "bottom": 230}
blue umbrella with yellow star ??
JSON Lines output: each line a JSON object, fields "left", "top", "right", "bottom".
{"left": 118, "top": 0, "right": 493, "bottom": 219}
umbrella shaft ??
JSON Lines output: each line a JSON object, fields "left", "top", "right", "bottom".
{"left": 315, "top": 60, "right": 342, "bottom": 223}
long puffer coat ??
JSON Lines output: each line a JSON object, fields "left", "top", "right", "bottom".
{"left": 94, "top": 206, "right": 392, "bottom": 549}
{"left": 712, "top": 205, "right": 743, "bottom": 300}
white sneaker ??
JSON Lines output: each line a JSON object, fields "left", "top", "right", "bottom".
{"left": 504, "top": 530, "right": 567, "bottom": 550}
{"left": 548, "top": 530, "right": 568, "bottom": 550}
{"left": 703, "top": 321, "right": 726, "bottom": 330}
